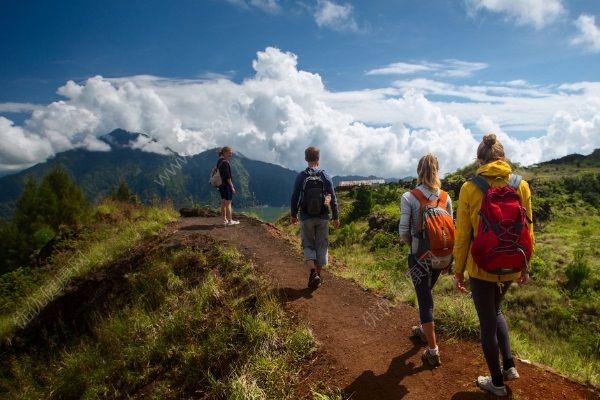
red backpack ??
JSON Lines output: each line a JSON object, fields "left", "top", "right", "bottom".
{"left": 470, "top": 175, "right": 533, "bottom": 275}
{"left": 411, "top": 189, "right": 456, "bottom": 269}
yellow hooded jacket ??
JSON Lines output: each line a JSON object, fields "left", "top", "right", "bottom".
{"left": 453, "top": 160, "right": 534, "bottom": 282}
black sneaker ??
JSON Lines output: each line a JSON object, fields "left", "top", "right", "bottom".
{"left": 421, "top": 349, "right": 442, "bottom": 367}
{"left": 308, "top": 269, "right": 321, "bottom": 289}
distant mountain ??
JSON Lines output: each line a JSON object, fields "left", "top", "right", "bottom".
{"left": 0, "top": 129, "right": 298, "bottom": 218}
{"left": 540, "top": 149, "right": 600, "bottom": 167}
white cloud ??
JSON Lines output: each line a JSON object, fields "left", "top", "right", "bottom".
{"left": 327, "top": 77, "right": 600, "bottom": 135}
{"left": 0, "top": 102, "right": 43, "bottom": 113}
{"left": 367, "top": 62, "right": 435, "bottom": 76}
{"left": 367, "top": 60, "right": 488, "bottom": 78}
{"left": 466, "top": 0, "right": 565, "bottom": 29}
{"left": 225, "top": 0, "right": 281, "bottom": 13}
{"left": 314, "top": 0, "right": 358, "bottom": 32}
{"left": 0, "top": 47, "right": 599, "bottom": 178}
{"left": 0, "top": 117, "right": 54, "bottom": 171}
{"left": 572, "top": 14, "right": 600, "bottom": 53}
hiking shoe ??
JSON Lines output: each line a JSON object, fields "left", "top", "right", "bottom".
{"left": 476, "top": 376, "right": 507, "bottom": 396}
{"left": 228, "top": 220, "right": 240, "bottom": 225}
{"left": 411, "top": 325, "right": 427, "bottom": 344}
{"left": 503, "top": 367, "right": 520, "bottom": 381}
{"left": 308, "top": 269, "right": 321, "bottom": 289}
{"left": 421, "top": 349, "right": 441, "bottom": 367}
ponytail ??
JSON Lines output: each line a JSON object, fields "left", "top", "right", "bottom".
{"left": 417, "top": 153, "right": 441, "bottom": 191}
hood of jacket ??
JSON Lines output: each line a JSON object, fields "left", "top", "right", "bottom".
{"left": 476, "top": 160, "right": 512, "bottom": 178}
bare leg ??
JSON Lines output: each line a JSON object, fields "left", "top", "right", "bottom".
{"left": 305, "top": 259, "right": 316, "bottom": 272}
{"left": 422, "top": 321, "right": 438, "bottom": 350}
{"left": 225, "top": 200, "right": 233, "bottom": 222}
{"left": 220, "top": 199, "right": 228, "bottom": 223}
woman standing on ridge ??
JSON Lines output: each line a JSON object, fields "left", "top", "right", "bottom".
{"left": 453, "top": 133, "right": 534, "bottom": 397}
{"left": 216, "top": 146, "right": 240, "bottom": 226}
{"left": 399, "top": 153, "right": 454, "bottom": 367}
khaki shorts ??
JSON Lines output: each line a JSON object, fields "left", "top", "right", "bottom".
{"left": 300, "top": 218, "right": 329, "bottom": 267}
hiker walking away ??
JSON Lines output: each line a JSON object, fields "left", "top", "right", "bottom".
{"left": 453, "top": 133, "right": 534, "bottom": 396}
{"left": 291, "top": 146, "right": 340, "bottom": 289}
{"left": 216, "top": 146, "right": 240, "bottom": 226}
{"left": 399, "top": 153, "right": 455, "bottom": 368}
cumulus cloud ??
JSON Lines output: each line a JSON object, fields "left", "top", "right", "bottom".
{"left": 465, "top": 0, "right": 565, "bottom": 29}
{"left": 0, "top": 102, "right": 43, "bottom": 113}
{"left": 314, "top": 0, "right": 358, "bottom": 32}
{"left": 367, "top": 60, "right": 488, "bottom": 78}
{"left": 0, "top": 46, "right": 599, "bottom": 178}
{"left": 572, "top": 14, "right": 600, "bottom": 52}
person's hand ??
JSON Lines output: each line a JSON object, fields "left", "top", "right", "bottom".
{"left": 454, "top": 272, "right": 468, "bottom": 293}
{"left": 331, "top": 219, "right": 340, "bottom": 229}
{"left": 518, "top": 272, "right": 529, "bottom": 285}
{"left": 230, "top": 185, "right": 236, "bottom": 194}
{"left": 291, "top": 216, "right": 298, "bottom": 225}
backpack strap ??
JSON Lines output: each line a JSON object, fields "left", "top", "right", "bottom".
{"left": 438, "top": 191, "right": 449, "bottom": 211}
{"left": 411, "top": 188, "right": 448, "bottom": 208}
{"left": 470, "top": 175, "right": 490, "bottom": 193}
{"left": 507, "top": 174, "right": 522, "bottom": 190}
{"left": 410, "top": 188, "right": 429, "bottom": 207}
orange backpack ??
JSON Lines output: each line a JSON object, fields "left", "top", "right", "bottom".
{"left": 411, "top": 189, "right": 456, "bottom": 269}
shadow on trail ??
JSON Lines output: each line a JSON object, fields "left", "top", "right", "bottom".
{"left": 343, "top": 340, "right": 432, "bottom": 400}
{"left": 451, "top": 390, "right": 512, "bottom": 399}
{"left": 273, "top": 287, "right": 315, "bottom": 301}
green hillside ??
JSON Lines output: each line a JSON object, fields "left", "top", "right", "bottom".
{"left": 278, "top": 152, "right": 600, "bottom": 387}
{"left": 0, "top": 201, "right": 317, "bottom": 399}
{"left": 0, "top": 129, "right": 298, "bottom": 218}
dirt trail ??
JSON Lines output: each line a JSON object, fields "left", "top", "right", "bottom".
{"left": 174, "top": 215, "right": 598, "bottom": 400}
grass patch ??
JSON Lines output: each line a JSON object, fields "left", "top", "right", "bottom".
{"left": 0, "top": 200, "right": 178, "bottom": 341}
{"left": 278, "top": 185, "right": 600, "bottom": 387}
{"left": 0, "top": 242, "right": 316, "bottom": 399}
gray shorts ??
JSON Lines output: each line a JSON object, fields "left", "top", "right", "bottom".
{"left": 300, "top": 218, "right": 329, "bottom": 267}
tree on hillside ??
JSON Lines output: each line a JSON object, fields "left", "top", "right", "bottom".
{"left": 348, "top": 186, "right": 373, "bottom": 220}
{"left": 110, "top": 178, "right": 140, "bottom": 204}
{"left": 0, "top": 165, "right": 89, "bottom": 274}
{"left": 36, "top": 165, "right": 89, "bottom": 230}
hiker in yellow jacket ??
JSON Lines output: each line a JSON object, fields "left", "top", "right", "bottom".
{"left": 453, "top": 133, "right": 534, "bottom": 397}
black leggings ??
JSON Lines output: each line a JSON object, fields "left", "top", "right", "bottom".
{"left": 470, "top": 277, "right": 513, "bottom": 385}
{"left": 408, "top": 255, "right": 442, "bottom": 324}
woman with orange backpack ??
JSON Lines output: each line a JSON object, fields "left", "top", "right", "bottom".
{"left": 453, "top": 133, "right": 534, "bottom": 396}
{"left": 399, "top": 153, "right": 455, "bottom": 367}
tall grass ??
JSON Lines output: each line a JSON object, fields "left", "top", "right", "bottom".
{"left": 0, "top": 200, "right": 178, "bottom": 341}
{"left": 0, "top": 241, "right": 316, "bottom": 399}
{"left": 284, "top": 187, "right": 600, "bottom": 387}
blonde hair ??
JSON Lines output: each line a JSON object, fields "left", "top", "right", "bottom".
{"left": 477, "top": 133, "right": 505, "bottom": 164}
{"left": 218, "top": 146, "right": 232, "bottom": 157}
{"left": 305, "top": 146, "right": 320, "bottom": 162}
{"left": 417, "top": 153, "right": 441, "bottom": 190}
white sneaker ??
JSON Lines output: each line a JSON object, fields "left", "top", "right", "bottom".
{"left": 411, "top": 325, "right": 427, "bottom": 344}
{"left": 476, "top": 376, "right": 507, "bottom": 396}
{"left": 228, "top": 220, "right": 240, "bottom": 225}
{"left": 222, "top": 220, "right": 229, "bottom": 226}
{"left": 503, "top": 367, "right": 520, "bottom": 381}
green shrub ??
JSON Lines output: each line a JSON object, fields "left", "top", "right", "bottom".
{"left": 565, "top": 249, "right": 591, "bottom": 292}
{"left": 348, "top": 186, "right": 373, "bottom": 220}
{"left": 370, "top": 232, "right": 396, "bottom": 250}
{"left": 333, "top": 222, "right": 362, "bottom": 247}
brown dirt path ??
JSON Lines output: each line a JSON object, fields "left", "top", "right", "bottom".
{"left": 173, "top": 215, "right": 598, "bottom": 400}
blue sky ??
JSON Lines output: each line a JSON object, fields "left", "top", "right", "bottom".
{"left": 1, "top": 0, "right": 600, "bottom": 177}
